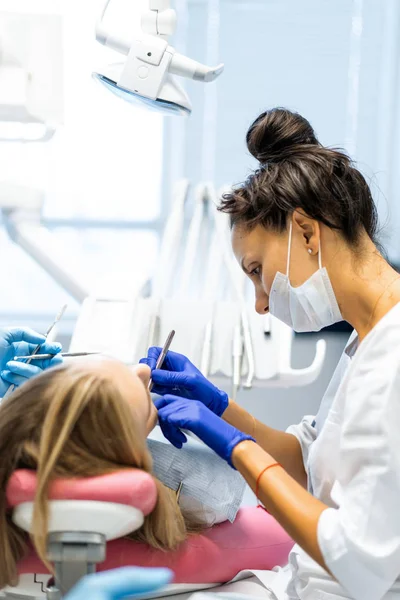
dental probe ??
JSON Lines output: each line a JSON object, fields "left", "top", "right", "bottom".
{"left": 176, "top": 481, "right": 183, "bottom": 502}
{"left": 148, "top": 329, "right": 175, "bottom": 392}
{"left": 14, "top": 352, "right": 101, "bottom": 360}
{"left": 4, "top": 304, "right": 68, "bottom": 398}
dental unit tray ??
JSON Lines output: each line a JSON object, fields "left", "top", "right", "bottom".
{"left": 69, "top": 296, "right": 325, "bottom": 389}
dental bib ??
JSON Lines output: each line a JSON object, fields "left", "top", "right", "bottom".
{"left": 148, "top": 427, "right": 245, "bottom": 525}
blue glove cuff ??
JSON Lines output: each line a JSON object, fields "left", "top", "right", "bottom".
{"left": 215, "top": 389, "right": 229, "bottom": 417}
{"left": 226, "top": 434, "right": 255, "bottom": 469}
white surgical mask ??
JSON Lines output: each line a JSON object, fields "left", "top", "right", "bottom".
{"left": 269, "top": 222, "right": 342, "bottom": 332}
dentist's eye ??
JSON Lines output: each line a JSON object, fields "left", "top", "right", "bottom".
{"left": 250, "top": 266, "right": 261, "bottom": 277}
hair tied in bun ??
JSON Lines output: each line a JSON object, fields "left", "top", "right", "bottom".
{"left": 246, "top": 107, "right": 320, "bottom": 164}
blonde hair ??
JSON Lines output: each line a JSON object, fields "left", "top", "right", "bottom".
{"left": 0, "top": 363, "right": 203, "bottom": 588}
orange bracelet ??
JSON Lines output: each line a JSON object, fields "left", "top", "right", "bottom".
{"left": 255, "top": 462, "right": 281, "bottom": 502}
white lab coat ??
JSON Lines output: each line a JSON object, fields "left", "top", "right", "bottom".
{"left": 282, "top": 302, "right": 400, "bottom": 600}
{"left": 192, "top": 304, "right": 400, "bottom": 600}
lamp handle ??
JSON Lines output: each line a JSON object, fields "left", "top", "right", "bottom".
{"left": 148, "top": 0, "right": 171, "bottom": 9}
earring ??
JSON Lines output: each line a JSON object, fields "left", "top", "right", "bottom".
{"left": 308, "top": 249, "right": 312, "bottom": 254}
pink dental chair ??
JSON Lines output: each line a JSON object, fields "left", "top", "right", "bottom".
{"left": 4, "top": 469, "right": 158, "bottom": 600}
{"left": 3, "top": 469, "right": 293, "bottom": 600}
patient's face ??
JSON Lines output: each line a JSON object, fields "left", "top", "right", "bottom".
{"left": 130, "top": 363, "right": 158, "bottom": 434}
{"left": 86, "top": 358, "right": 157, "bottom": 436}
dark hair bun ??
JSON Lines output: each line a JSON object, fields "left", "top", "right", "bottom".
{"left": 246, "top": 108, "right": 319, "bottom": 163}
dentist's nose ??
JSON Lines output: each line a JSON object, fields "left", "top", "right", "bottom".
{"left": 255, "top": 290, "right": 269, "bottom": 315}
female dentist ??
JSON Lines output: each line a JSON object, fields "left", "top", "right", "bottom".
{"left": 141, "top": 108, "right": 400, "bottom": 600}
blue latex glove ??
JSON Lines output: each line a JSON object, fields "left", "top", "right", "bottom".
{"left": 155, "top": 395, "right": 254, "bottom": 468}
{"left": 66, "top": 567, "right": 173, "bottom": 600}
{"left": 0, "top": 327, "right": 62, "bottom": 395}
{"left": 140, "top": 347, "right": 229, "bottom": 416}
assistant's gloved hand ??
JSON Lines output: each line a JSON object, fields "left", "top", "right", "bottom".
{"left": 0, "top": 327, "right": 62, "bottom": 396}
{"left": 155, "top": 395, "right": 254, "bottom": 468}
{"left": 140, "top": 348, "right": 229, "bottom": 416}
{"left": 65, "top": 567, "right": 173, "bottom": 600}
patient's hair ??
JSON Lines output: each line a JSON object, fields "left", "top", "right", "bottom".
{"left": 0, "top": 363, "right": 203, "bottom": 588}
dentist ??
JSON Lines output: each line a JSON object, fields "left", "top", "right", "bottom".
{"left": 142, "top": 108, "right": 400, "bottom": 600}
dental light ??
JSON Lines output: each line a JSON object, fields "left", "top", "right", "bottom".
{"left": 93, "top": 0, "right": 224, "bottom": 116}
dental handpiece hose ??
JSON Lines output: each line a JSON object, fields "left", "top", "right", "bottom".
{"left": 148, "top": 330, "right": 175, "bottom": 392}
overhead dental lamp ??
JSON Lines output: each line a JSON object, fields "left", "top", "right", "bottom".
{"left": 93, "top": 0, "right": 224, "bottom": 116}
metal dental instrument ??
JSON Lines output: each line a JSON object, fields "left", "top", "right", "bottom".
{"left": 176, "top": 481, "right": 183, "bottom": 502}
{"left": 14, "top": 352, "right": 100, "bottom": 361}
{"left": 148, "top": 329, "right": 175, "bottom": 392}
{"left": 3, "top": 304, "right": 68, "bottom": 399}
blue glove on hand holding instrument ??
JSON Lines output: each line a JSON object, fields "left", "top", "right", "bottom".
{"left": 141, "top": 347, "right": 229, "bottom": 416}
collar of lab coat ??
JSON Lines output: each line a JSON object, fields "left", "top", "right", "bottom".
{"left": 344, "top": 330, "right": 358, "bottom": 358}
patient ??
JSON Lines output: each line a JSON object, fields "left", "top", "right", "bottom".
{"left": 0, "top": 358, "right": 204, "bottom": 588}
{"left": 0, "top": 358, "right": 293, "bottom": 589}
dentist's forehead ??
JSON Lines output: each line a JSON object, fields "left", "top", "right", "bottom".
{"left": 231, "top": 223, "right": 263, "bottom": 258}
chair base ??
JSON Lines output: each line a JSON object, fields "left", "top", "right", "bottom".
{"left": 1, "top": 574, "right": 49, "bottom": 600}
{"left": 46, "top": 532, "right": 106, "bottom": 598}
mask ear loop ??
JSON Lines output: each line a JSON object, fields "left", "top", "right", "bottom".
{"left": 286, "top": 221, "right": 293, "bottom": 277}
{"left": 318, "top": 236, "right": 322, "bottom": 269}
{"left": 288, "top": 221, "right": 323, "bottom": 275}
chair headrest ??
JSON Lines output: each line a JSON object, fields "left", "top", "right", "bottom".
{"left": 7, "top": 469, "right": 157, "bottom": 516}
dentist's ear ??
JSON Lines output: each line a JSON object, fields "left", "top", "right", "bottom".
{"left": 292, "top": 209, "right": 320, "bottom": 255}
